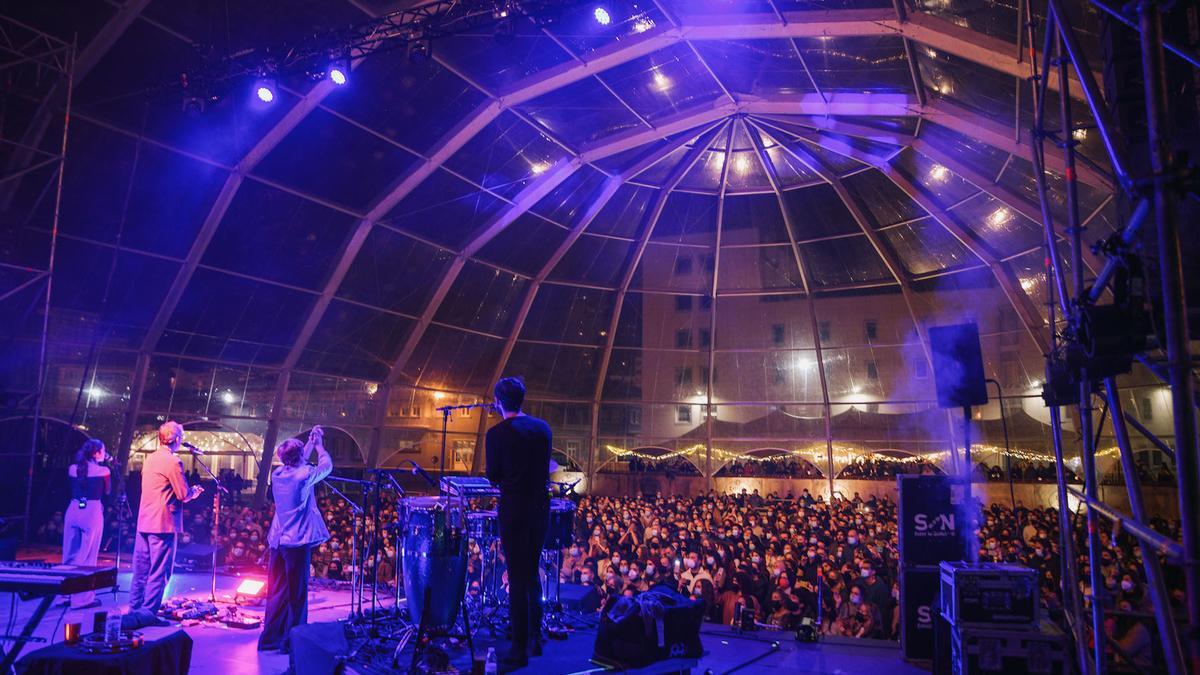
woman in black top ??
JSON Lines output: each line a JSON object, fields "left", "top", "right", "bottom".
{"left": 62, "top": 438, "right": 111, "bottom": 609}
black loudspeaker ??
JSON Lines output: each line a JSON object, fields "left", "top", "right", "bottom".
{"left": 291, "top": 621, "right": 349, "bottom": 675}
{"left": 928, "top": 323, "right": 988, "bottom": 409}
{"left": 932, "top": 612, "right": 953, "bottom": 675}
{"left": 175, "top": 543, "right": 218, "bottom": 571}
{"left": 558, "top": 582, "right": 601, "bottom": 613}
{"left": 900, "top": 567, "right": 939, "bottom": 661}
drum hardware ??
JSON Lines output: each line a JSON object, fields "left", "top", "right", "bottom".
{"left": 434, "top": 402, "right": 495, "bottom": 482}
{"left": 321, "top": 475, "right": 369, "bottom": 621}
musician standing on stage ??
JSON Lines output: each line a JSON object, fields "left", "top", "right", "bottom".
{"left": 129, "top": 421, "right": 203, "bottom": 622}
{"left": 486, "top": 377, "right": 551, "bottom": 667}
{"left": 62, "top": 439, "right": 111, "bottom": 609}
{"left": 258, "top": 425, "right": 332, "bottom": 653}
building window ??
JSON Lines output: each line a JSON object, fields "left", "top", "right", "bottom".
{"left": 675, "top": 296, "right": 693, "bottom": 312}
{"left": 699, "top": 329, "right": 711, "bottom": 348}
{"left": 867, "top": 361, "right": 879, "bottom": 380}
{"left": 700, "top": 295, "right": 712, "bottom": 310}
{"left": 772, "top": 366, "right": 786, "bottom": 385}
{"left": 628, "top": 408, "right": 641, "bottom": 426}
{"left": 674, "top": 257, "right": 693, "bottom": 275}
{"left": 771, "top": 323, "right": 786, "bottom": 346}
{"left": 675, "top": 329, "right": 692, "bottom": 348}
{"left": 676, "top": 405, "right": 692, "bottom": 424}
{"left": 818, "top": 321, "right": 831, "bottom": 343}
{"left": 565, "top": 440, "right": 581, "bottom": 458}
{"left": 1141, "top": 396, "right": 1153, "bottom": 421}
{"left": 674, "top": 367, "right": 693, "bottom": 387}
{"left": 864, "top": 319, "right": 878, "bottom": 341}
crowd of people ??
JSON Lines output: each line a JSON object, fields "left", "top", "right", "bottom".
{"left": 717, "top": 459, "right": 823, "bottom": 478}
{"left": 838, "top": 457, "right": 942, "bottom": 480}
{"left": 34, "top": 467, "right": 1178, "bottom": 667}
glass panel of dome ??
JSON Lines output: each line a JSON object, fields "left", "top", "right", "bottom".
{"left": 323, "top": 55, "right": 486, "bottom": 155}
{"left": 889, "top": 148, "right": 980, "bottom": 208}
{"left": 548, "top": 233, "right": 631, "bottom": 286}
{"left": 782, "top": 185, "right": 862, "bottom": 240}
{"left": 763, "top": 142, "right": 821, "bottom": 187}
{"left": 651, "top": 192, "right": 718, "bottom": 245}
{"left": 917, "top": 49, "right": 1017, "bottom": 126}
{"left": 794, "top": 138, "right": 867, "bottom": 176}
{"left": 336, "top": 228, "right": 455, "bottom": 316}
{"left": 949, "top": 193, "right": 1043, "bottom": 257}
{"left": 691, "top": 40, "right": 815, "bottom": 97}
{"left": 382, "top": 168, "right": 507, "bottom": 250}
{"left": 829, "top": 406, "right": 949, "bottom": 466}
{"left": 811, "top": 130, "right": 903, "bottom": 162}
{"left": 518, "top": 77, "right": 647, "bottom": 147}
{"left": 544, "top": 3, "right": 667, "bottom": 56}
{"left": 718, "top": 245, "right": 805, "bottom": 292}
{"left": 880, "top": 218, "right": 979, "bottom": 276}
{"left": 503, "top": 342, "right": 602, "bottom": 399}
{"left": 662, "top": 0, "right": 779, "bottom": 14}
{"left": 711, "top": 351, "right": 825, "bottom": 404}
{"left": 254, "top": 109, "right": 421, "bottom": 211}
{"left": 709, "top": 404, "right": 825, "bottom": 442}
{"left": 203, "top": 179, "right": 356, "bottom": 291}
{"left": 48, "top": 241, "right": 176, "bottom": 349}
{"left": 800, "top": 236, "right": 894, "bottom": 288}
{"left": 910, "top": 267, "right": 1025, "bottom": 336}
{"left": 842, "top": 169, "right": 927, "bottom": 227}
{"left": 444, "top": 112, "right": 567, "bottom": 201}
{"left": 518, "top": 283, "right": 615, "bottom": 346}
{"left": 677, "top": 149, "right": 727, "bottom": 192}
{"left": 812, "top": 292, "right": 919, "bottom": 348}
{"left": 530, "top": 166, "right": 608, "bottom": 225}
{"left": 585, "top": 184, "right": 655, "bottom": 237}
{"left": 597, "top": 43, "right": 725, "bottom": 122}
{"left": 998, "top": 155, "right": 1109, "bottom": 230}
{"left": 713, "top": 295, "right": 815, "bottom": 349}
{"left": 914, "top": 0, "right": 1021, "bottom": 44}
{"left": 633, "top": 244, "right": 714, "bottom": 292}
{"left": 628, "top": 144, "right": 691, "bottom": 188}
{"left": 793, "top": 36, "right": 911, "bottom": 92}
{"left": 475, "top": 212, "right": 570, "bottom": 277}
{"left": 919, "top": 123, "right": 1010, "bottom": 184}
{"left": 435, "top": 17, "right": 575, "bottom": 94}
{"left": 54, "top": 122, "right": 135, "bottom": 243}
{"left": 76, "top": 21, "right": 300, "bottom": 165}
{"left": 158, "top": 268, "right": 314, "bottom": 366}
{"left": 297, "top": 301, "right": 414, "bottom": 381}
{"left": 978, "top": 330, "right": 1045, "bottom": 393}
{"left": 822, "top": 346, "right": 932, "bottom": 403}
{"left": 432, "top": 261, "right": 528, "bottom": 336}
{"left": 622, "top": 291, "right": 710, "bottom": 349}
{"left": 120, "top": 142, "right": 227, "bottom": 258}
{"left": 722, "top": 194, "right": 789, "bottom": 245}
{"left": 400, "top": 324, "right": 505, "bottom": 392}
{"left": 603, "top": 348, "right": 710, "bottom": 402}
{"left": 725, "top": 149, "right": 771, "bottom": 193}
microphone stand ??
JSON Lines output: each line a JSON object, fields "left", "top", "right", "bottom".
{"left": 109, "top": 459, "right": 132, "bottom": 595}
{"left": 435, "top": 403, "right": 495, "bottom": 482}
{"left": 374, "top": 471, "right": 407, "bottom": 615}
{"left": 323, "top": 476, "right": 367, "bottom": 621}
{"left": 188, "top": 450, "right": 228, "bottom": 604}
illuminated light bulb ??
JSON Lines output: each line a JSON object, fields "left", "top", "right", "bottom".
{"left": 433, "top": 391, "right": 446, "bottom": 400}
{"left": 594, "top": 7, "right": 611, "bottom": 25}
{"left": 652, "top": 70, "right": 670, "bottom": 92}
{"left": 1072, "top": 128, "right": 1088, "bottom": 141}
{"left": 632, "top": 16, "right": 655, "bottom": 33}
{"left": 531, "top": 162, "right": 549, "bottom": 175}
{"left": 733, "top": 156, "right": 750, "bottom": 174}
{"left": 1019, "top": 277, "right": 1037, "bottom": 292}
{"left": 987, "top": 207, "right": 1011, "bottom": 228}
{"left": 365, "top": 382, "right": 379, "bottom": 395}
{"left": 221, "top": 391, "right": 236, "bottom": 405}
{"left": 928, "top": 164, "right": 949, "bottom": 182}
{"left": 85, "top": 386, "right": 105, "bottom": 400}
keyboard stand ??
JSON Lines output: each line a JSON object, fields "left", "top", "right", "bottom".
{"left": 0, "top": 594, "right": 53, "bottom": 672}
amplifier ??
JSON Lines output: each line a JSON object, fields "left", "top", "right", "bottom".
{"left": 951, "top": 621, "right": 1067, "bottom": 675}
{"left": 939, "top": 562, "right": 1037, "bottom": 629}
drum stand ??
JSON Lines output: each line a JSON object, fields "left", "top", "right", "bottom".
{"left": 393, "top": 579, "right": 475, "bottom": 670}
{"left": 539, "top": 550, "right": 567, "bottom": 634}
{"left": 467, "top": 538, "right": 509, "bottom": 637}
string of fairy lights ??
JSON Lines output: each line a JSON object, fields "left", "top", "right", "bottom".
{"left": 604, "top": 442, "right": 1122, "bottom": 466}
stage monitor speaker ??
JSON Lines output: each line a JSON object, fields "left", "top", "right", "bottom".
{"left": 928, "top": 323, "right": 988, "bottom": 409}
{"left": 900, "top": 566, "right": 939, "bottom": 662}
{"left": 558, "top": 582, "right": 601, "bottom": 613}
{"left": 291, "top": 621, "right": 350, "bottom": 675}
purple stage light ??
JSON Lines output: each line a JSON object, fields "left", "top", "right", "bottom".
{"left": 255, "top": 83, "right": 275, "bottom": 103}
{"left": 329, "top": 66, "right": 348, "bottom": 86}
{"left": 593, "top": 7, "right": 611, "bottom": 25}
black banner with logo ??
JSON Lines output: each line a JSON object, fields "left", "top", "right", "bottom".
{"left": 900, "top": 566, "right": 939, "bottom": 661}
{"left": 898, "top": 474, "right": 968, "bottom": 567}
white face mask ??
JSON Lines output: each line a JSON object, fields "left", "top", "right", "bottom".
{"left": 646, "top": 566, "right": 655, "bottom": 575}
{"left": 684, "top": 558, "right": 696, "bottom": 569}
{"left": 1121, "top": 580, "right": 1134, "bottom": 592}
{"left": 581, "top": 575, "right": 592, "bottom": 583}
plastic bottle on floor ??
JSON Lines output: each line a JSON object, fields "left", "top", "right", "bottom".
{"left": 104, "top": 611, "right": 121, "bottom": 642}
{"left": 484, "top": 647, "right": 498, "bottom": 675}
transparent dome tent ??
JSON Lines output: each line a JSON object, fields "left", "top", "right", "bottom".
{"left": 0, "top": 0, "right": 1176, "bottom": 499}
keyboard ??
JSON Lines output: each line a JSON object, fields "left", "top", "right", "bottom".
{"left": 440, "top": 476, "right": 500, "bottom": 498}
{"left": 0, "top": 561, "right": 117, "bottom": 596}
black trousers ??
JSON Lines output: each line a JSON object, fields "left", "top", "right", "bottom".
{"left": 499, "top": 499, "right": 549, "bottom": 652}
{"left": 258, "top": 544, "right": 312, "bottom": 650}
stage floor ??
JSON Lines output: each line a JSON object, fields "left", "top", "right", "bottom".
{"left": 6, "top": 557, "right": 927, "bottom": 674}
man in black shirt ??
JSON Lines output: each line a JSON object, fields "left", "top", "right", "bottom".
{"left": 485, "top": 377, "right": 551, "bottom": 668}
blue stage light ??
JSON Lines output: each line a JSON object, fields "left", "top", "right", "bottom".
{"left": 594, "top": 7, "right": 611, "bottom": 25}
{"left": 329, "top": 66, "right": 348, "bottom": 86}
{"left": 254, "top": 79, "right": 276, "bottom": 103}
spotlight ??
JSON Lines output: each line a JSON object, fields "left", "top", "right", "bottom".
{"left": 986, "top": 207, "right": 1011, "bottom": 229}
{"left": 632, "top": 15, "right": 655, "bottom": 33}
{"left": 530, "top": 161, "right": 550, "bottom": 175}
{"left": 328, "top": 65, "right": 348, "bottom": 86}
{"left": 594, "top": 7, "right": 611, "bottom": 25}
{"left": 253, "top": 78, "right": 277, "bottom": 104}
{"left": 236, "top": 579, "right": 265, "bottom": 595}
{"left": 85, "top": 386, "right": 105, "bottom": 400}
{"left": 652, "top": 70, "right": 671, "bottom": 92}
{"left": 221, "top": 390, "right": 237, "bottom": 405}
{"left": 928, "top": 164, "right": 949, "bottom": 182}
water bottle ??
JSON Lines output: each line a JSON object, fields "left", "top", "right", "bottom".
{"left": 484, "top": 647, "right": 498, "bottom": 675}
{"left": 104, "top": 611, "right": 121, "bottom": 643}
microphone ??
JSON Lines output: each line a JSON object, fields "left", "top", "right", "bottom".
{"left": 181, "top": 442, "right": 204, "bottom": 455}
{"left": 405, "top": 460, "right": 436, "bottom": 487}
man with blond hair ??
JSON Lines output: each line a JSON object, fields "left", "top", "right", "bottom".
{"left": 129, "top": 421, "right": 203, "bottom": 622}
{"left": 258, "top": 426, "right": 332, "bottom": 653}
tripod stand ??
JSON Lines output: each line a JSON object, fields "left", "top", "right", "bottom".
{"left": 322, "top": 476, "right": 367, "bottom": 620}
{"left": 188, "top": 451, "right": 229, "bottom": 603}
